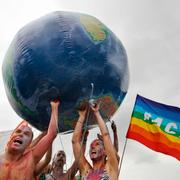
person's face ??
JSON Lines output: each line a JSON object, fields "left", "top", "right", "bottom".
{"left": 89, "top": 139, "right": 105, "bottom": 160}
{"left": 7, "top": 125, "right": 33, "bottom": 153}
{"left": 53, "top": 150, "right": 66, "bottom": 167}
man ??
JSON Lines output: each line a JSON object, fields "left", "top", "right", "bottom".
{"left": 0, "top": 100, "right": 59, "bottom": 180}
{"left": 72, "top": 102, "right": 119, "bottom": 180}
{"left": 45, "top": 129, "right": 89, "bottom": 180}
{"left": 45, "top": 150, "right": 78, "bottom": 180}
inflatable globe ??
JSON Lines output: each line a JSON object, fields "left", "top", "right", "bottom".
{"left": 2, "top": 11, "right": 129, "bottom": 133}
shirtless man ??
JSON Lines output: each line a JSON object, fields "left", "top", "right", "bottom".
{"left": 45, "top": 150, "right": 78, "bottom": 180}
{"left": 72, "top": 103, "right": 119, "bottom": 180}
{"left": 44, "top": 128, "right": 89, "bottom": 180}
{"left": 0, "top": 100, "right": 59, "bottom": 180}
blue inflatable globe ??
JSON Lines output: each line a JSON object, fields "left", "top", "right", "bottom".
{"left": 2, "top": 11, "right": 129, "bottom": 133}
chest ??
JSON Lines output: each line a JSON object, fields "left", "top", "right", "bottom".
{"left": 0, "top": 154, "right": 35, "bottom": 180}
{"left": 84, "top": 169, "right": 110, "bottom": 180}
{"left": 45, "top": 173, "right": 71, "bottom": 180}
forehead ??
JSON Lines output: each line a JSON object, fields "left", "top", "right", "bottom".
{"left": 91, "top": 139, "right": 103, "bottom": 146}
{"left": 57, "top": 150, "right": 66, "bottom": 156}
{"left": 13, "top": 125, "right": 32, "bottom": 135}
{"left": 18, "top": 125, "right": 32, "bottom": 132}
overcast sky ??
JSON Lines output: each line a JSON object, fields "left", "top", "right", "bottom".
{"left": 0, "top": 0, "right": 179, "bottom": 179}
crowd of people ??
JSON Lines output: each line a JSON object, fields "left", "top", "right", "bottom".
{"left": 0, "top": 100, "right": 120, "bottom": 180}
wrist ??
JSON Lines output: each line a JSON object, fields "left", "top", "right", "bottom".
{"left": 77, "top": 120, "right": 83, "bottom": 124}
{"left": 94, "top": 111, "right": 100, "bottom": 116}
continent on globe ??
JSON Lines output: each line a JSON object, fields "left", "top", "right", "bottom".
{"left": 2, "top": 11, "right": 129, "bottom": 133}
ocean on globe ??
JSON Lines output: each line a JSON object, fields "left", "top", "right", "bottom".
{"left": 2, "top": 11, "right": 129, "bottom": 133}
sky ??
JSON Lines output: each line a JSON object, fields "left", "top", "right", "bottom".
{"left": 0, "top": 0, "right": 179, "bottom": 179}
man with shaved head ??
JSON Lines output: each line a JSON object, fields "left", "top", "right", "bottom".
{"left": 0, "top": 100, "right": 59, "bottom": 180}
{"left": 45, "top": 149, "right": 78, "bottom": 180}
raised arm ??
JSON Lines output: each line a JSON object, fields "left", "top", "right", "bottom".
{"left": 111, "top": 121, "right": 120, "bottom": 163}
{"left": 31, "top": 131, "right": 47, "bottom": 148}
{"left": 32, "top": 100, "right": 59, "bottom": 164}
{"left": 34, "top": 144, "right": 52, "bottom": 176}
{"left": 72, "top": 108, "right": 90, "bottom": 173}
{"left": 66, "top": 161, "right": 79, "bottom": 180}
{"left": 111, "top": 121, "right": 118, "bottom": 152}
{"left": 91, "top": 103, "right": 118, "bottom": 170}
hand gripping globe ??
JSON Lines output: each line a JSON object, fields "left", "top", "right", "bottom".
{"left": 2, "top": 11, "right": 129, "bottom": 133}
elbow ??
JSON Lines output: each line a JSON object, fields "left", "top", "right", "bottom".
{"left": 72, "top": 135, "right": 80, "bottom": 145}
{"left": 72, "top": 138, "right": 78, "bottom": 145}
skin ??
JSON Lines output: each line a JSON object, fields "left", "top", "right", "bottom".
{"left": 34, "top": 145, "right": 52, "bottom": 176}
{"left": 111, "top": 121, "right": 120, "bottom": 163}
{"left": 30, "top": 131, "right": 52, "bottom": 177}
{"left": 97, "top": 120, "right": 120, "bottom": 163}
{"left": 0, "top": 101, "right": 59, "bottom": 180}
{"left": 72, "top": 103, "right": 119, "bottom": 180}
{"left": 45, "top": 150, "right": 78, "bottom": 180}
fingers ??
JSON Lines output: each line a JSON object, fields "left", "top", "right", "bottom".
{"left": 90, "top": 101, "right": 101, "bottom": 111}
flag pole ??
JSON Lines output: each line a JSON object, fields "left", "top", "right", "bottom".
{"left": 118, "top": 137, "right": 128, "bottom": 177}
{"left": 118, "top": 94, "right": 139, "bottom": 177}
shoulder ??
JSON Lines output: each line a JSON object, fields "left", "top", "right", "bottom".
{"left": 0, "top": 154, "right": 5, "bottom": 167}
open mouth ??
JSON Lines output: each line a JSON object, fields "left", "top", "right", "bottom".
{"left": 91, "top": 151, "right": 97, "bottom": 155}
{"left": 13, "top": 139, "right": 23, "bottom": 145}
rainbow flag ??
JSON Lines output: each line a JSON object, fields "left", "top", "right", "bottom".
{"left": 126, "top": 95, "right": 180, "bottom": 160}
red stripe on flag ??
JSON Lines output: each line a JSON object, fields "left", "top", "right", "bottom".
{"left": 126, "top": 124, "right": 180, "bottom": 150}
{"left": 127, "top": 131, "right": 180, "bottom": 160}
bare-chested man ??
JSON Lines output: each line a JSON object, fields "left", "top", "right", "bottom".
{"left": 45, "top": 149, "right": 78, "bottom": 180}
{"left": 0, "top": 100, "right": 59, "bottom": 180}
{"left": 44, "top": 128, "right": 89, "bottom": 180}
{"left": 72, "top": 102, "right": 119, "bottom": 180}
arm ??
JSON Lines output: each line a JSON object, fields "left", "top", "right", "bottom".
{"left": 91, "top": 103, "right": 118, "bottom": 171}
{"left": 34, "top": 144, "right": 52, "bottom": 175}
{"left": 111, "top": 121, "right": 120, "bottom": 163}
{"left": 111, "top": 121, "right": 118, "bottom": 152}
{"left": 31, "top": 131, "right": 47, "bottom": 148}
{"left": 32, "top": 100, "right": 59, "bottom": 164}
{"left": 81, "top": 129, "right": 89, "bottom": 154}
{"left": 66, "top": 161, "right": 79, "bottom": 180}
{"left": 72, "top": 109, "right": 90, "bottom": 174}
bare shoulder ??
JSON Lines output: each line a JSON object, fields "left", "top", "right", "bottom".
{"left": 0, "top": 153, "right": 5, "bottom": 163}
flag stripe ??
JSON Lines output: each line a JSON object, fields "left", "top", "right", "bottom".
{"left": 136, "top": 95, "right": 180, "bottom": 123}
{"left": 127, "top": 131, "right": 180, "bottom": 160}
{"left": 127, "top": 123, "right": 180, "bottom": 150}
{"left": 130, "top": 117, "right": 180, "bottom": 142}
